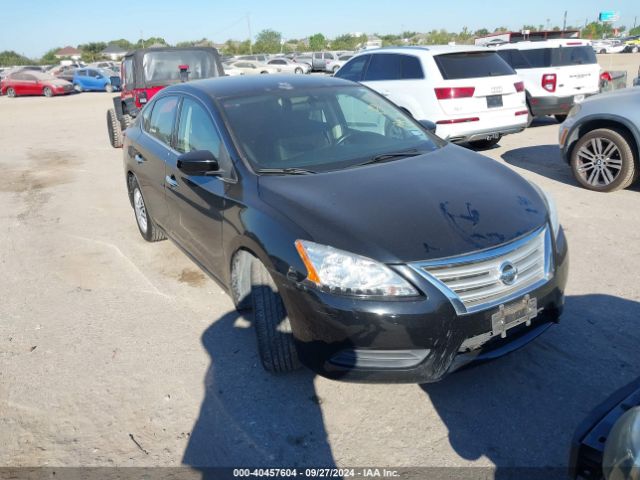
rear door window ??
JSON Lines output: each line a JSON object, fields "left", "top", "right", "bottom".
{"left": 497, "top": 49, "right": 530, "bottom": 69}
{"left": 147, "top": 96, "right": 179, "bottom": 146}
{"left": 363, "top": 54, "right": 424, "bottom": 81}
{"left": 335, "top": 55, "right": 370, "bottom": 81}
{"left": 434, "top": 52, "right": 514, "bottom": 79}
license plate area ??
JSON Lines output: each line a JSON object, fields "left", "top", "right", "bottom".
{"left": 491, "top": 294, "right": 538, "bottom": 338}
{"left": 487, "top": 95, "right": 503, "bottom": 108}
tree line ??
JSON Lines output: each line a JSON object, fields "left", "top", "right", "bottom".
{"left": 2, "top": 23, "right": 639, "bottom": 67}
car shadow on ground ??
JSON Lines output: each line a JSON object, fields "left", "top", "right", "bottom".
{"left": 183, "top": 294, "right": 639, "bottom": 477}
{"left": 182, "top": 311, "right": 335, "bottom": 474}
{"left": 501, "top": 144, "right": 580, "bottom": 187}
{"left": 423, "top": 294, "right": 640, "bottom": 478}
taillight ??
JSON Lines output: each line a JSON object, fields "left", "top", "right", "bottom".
{"left": 434, "top": 87, "right": 475, "bottom": 100}
{"left": 436, "top": 117, "right": 480, "bottom": 124}
{"left": 514, "top": 81, "right": 525, "bottom": 92}
{"left": 542, "top": 74, "right": 557, "bottom": 93}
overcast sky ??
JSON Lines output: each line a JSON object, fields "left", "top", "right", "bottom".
{"left": 1, "top": 0, "right": 637, "bottom": 57}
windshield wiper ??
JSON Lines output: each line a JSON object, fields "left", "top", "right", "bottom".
{"left": 357, "top": 149, "right": 423, "bottom": 167}
{"left": 256, "top": 167, "right": 317, "bottom": 175}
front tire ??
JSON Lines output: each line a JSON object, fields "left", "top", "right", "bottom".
{"left": 105, "top": 83, "right": 114, "bottom": 93}
{"left": 129, "top": 176, "right": 166, "bottom": 242}
{"left": 294, "top": 67, "right": 303, "bottom": 74}
{"left": 469, "top": 135, "right": 501, "bottom": 150}
{"left": 107, "top": 109, "right": 123, "bottom": 148}
{"left": 74, "top": 83, "right": 83, "bottom": 92}
{"left": 43, "top": 87, "right": 53, "bottom": 97}
{"left": 632, "top": 46, "right": 639, "bottom": 54}
{"left": 571, "top": 128, "right": 637, "bottom": 192}
{"left": 250, "top": 260, "right": 300, "bottom": 373}
{"left": 332, "top": 65, "right": 340, "bottom": 74}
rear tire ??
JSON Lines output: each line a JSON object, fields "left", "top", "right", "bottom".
{"left": 571, "top": 128, "right": 637, "bottom": 192}
{"left": 74, "top": 83, "right": 83, "bottom": 92}
{"left": 294, "top": 67, "right": 303, "bottom": 74}
{"left": 469, "top": 135, "right": 501, "bottom": 150}
{"left": 555, "top": 114, "right": 568, "bottom": 123}
{"left": 250, "top": 259, "right": 300, "bottom": 373}
{"left": 105, "top": 84, "right": 113, "bottom": 93}
{"left": 6, "top": 87, "right": 16, "bottom": 98}
{"left": 43, "top": 87, "right": 53, "bottom": 97}
{"left": 107, "top": 109, "right": 123, "bottom": 148}
{"left": 129, "top": 176, "right": 167, "bottom": 242}
{"left": 332, "top": 65, "right": 340, "bottom": 73}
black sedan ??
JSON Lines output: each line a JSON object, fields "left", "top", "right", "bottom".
{"left": 122, "top": 75, "right": 568, "bottom": 383}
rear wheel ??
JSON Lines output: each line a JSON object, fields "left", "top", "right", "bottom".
{"left": 600, "top": 49, "right": 607, "bottom": 54}
{"left": 555, "top": 114, "right": 568, "bottom": 123}
{"left": 74, "top": 83, "right": 83, "bottom": 92}
{"left": 107, "top": 109, "right": 123, "bottom": 148}
{"left": 6, "top": 87, "right": 16, "bottom": 98}
{"left": 570, "top": 128, "right": 637, "bottom": 192}
{"left": 332, "top": 65, "right": 341, "bottom": 73}
{"left": 469, "top": 135, "right": 501, "bottom": 150}
{"left": 105, "top": 83, "right": 113, "bottom": 93}
{"left": 43, "top": 87, "right": 53, "bottom": 97}
{"left": 130, "top": 176, "right": 166, "bottom": 242}
{"left": 250, "top": 259, "right": 300, "bottom": 373}
{"left": 294, "top": 67, "right": 303, "bottom": 74}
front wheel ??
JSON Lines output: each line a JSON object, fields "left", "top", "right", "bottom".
{"left": 294, "top": 67, "right": 303, "bottom": 74}
{"left": 469, "top": 135, "right": 501, "bottom": 150}
{"left": 632, "top": 46, "right": 639, "bottom": 54}
{"left": 571, "top": 128, "right": 637, "bottom": 192}
{"left": 105, "top": 83, "right": 113, "bottom": 93}
{"left": 43, "top": 87, "right": 53, "bottom": 97}
{"left": 251, "top": 259, "right": 300, "bottom": 373}
{"left": 129, "top": 176, "right": 167, "bottom": 242}
{"left": 332, "top": 65, "right": 340, "bottom": 73}
{"left": 74, "top": 83, "right": 83, "bottom": 92}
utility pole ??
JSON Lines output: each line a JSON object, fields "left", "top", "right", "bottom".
{"left": 563, "top": 11, "right": 567, "bottom": 31}
{"left": 246, "top": 13, "right": 253, "bottom": 54}
{"left": 140, "top": 30, "right": 144, "bottom": 48}
{"left": 634, "top": 16, "right": 637, "bottom": 29}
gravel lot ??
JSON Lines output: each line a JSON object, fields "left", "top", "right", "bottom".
{"left": 1, "top": 53, "right": 639, "bottom": 474}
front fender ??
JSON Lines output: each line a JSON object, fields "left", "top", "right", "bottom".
{"left": 565, "top": 113, "right": 640, "bottom": 162}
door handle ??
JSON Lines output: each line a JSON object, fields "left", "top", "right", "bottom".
{"left": 165, "top": 175, "right": 178, "bottom": 189}
{"left": 134, "top": 154, "right": 145, "bottom": 164}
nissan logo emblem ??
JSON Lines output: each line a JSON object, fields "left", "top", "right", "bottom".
{"left": 499, "top": 262, "right": 518, "bottom": 286}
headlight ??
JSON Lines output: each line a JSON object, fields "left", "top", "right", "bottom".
{"left": 530, "top": 183, "right": 560, "bottom": 237}
{"left": 295, "top": 240, "right": 418, "bottom": 298}
{"left": 567, "top": 104, "right": 581, "bottom": 119}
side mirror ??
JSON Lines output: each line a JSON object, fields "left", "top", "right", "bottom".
{"left": 177, "top": 150, "right": 220, "bottom": 176}
{"left": 603, "top": 406, "right": 640, "bottom": 480}
{"left": 419, "top": 119, "right": 438, "bottom": 134}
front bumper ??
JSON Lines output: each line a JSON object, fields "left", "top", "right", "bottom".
{"left": 276, "top": 228, "right": 569, "bottom": 384}
{"left": 529, "top": 94, "right": 596, "bottom": 117}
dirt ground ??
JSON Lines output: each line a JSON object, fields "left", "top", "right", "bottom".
{"left": 1, "top": 53, "right": 639, "bottom": 473}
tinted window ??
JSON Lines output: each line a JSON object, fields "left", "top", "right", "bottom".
{"left": 512, "top": 47, "right": 597, "bottom": 69}
{"left": 335, "top": 55, "right": 369, "bottom": 81}
{"left": 553, "top": 46, "right": 597, "bottom": 66}
{"left": 176, "top": 97, "right": 222, "bottom": 157}
{"left": 78, "top": 70, "right": 88, "bottom": 76}
{"left": 314, "top": 53, "right": 322, "bottom": 59}
{"left": 324, "top": 53, "right": 335, "bottom": 60}
{"left": 497, "top": 50, "right": 530, "bottom": 69}
{"left": 88, "top": 69, "right": 99, "bottom": 77}
{"left": 148, "top": 96, "right": 178, "bottom": 145}
{"left": 269, "top": 59, "right": 285, "bottom": 65}
{"left": 364, "top": 54, "right": 424, "bottom": 81}
{"left": 434, "top": 52, "right": 514, "bottom": 79}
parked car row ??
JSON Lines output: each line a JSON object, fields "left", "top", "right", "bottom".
{"left": 1, "top": 66, "right": 121, "bottom": 97}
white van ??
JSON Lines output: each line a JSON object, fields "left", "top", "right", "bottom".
{"left": 494, "top": 39, "right": 600, "bottom": 122}
{"left": 335, "top": 46, "right": 528, "bottom": 148}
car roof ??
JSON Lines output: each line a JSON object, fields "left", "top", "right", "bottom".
{"left": 160, "top": 74, "right": 358, "bottom": 99}
{"left": 494, "top": 39, "right": 592, "bottom": 50}
{"left": 356, "top": 45, "right": 496, "bottom": 56}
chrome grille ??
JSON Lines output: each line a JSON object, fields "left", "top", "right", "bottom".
{"left": 410, "top": 227, "right": 551, "bottom": 314}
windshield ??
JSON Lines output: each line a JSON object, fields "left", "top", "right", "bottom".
{"left": 142, "top": 50, "right": 219, "bottom": 85}
{"left": 220, "top": 85, "right": 443, "bottom": 173}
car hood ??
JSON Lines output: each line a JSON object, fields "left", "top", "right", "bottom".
{"left": 48, "top": 78, "right": 72, "bottom": 87}
{"left": 258, "top": 144, "right": 549, "bottom": 263}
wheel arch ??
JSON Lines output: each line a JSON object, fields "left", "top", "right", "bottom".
{"left": 567, "top": 115, "right": 640, "bottom": 164}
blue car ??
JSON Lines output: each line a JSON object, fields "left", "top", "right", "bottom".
{"left": 72, "top": 68, "right": 121, "bottom": 92}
